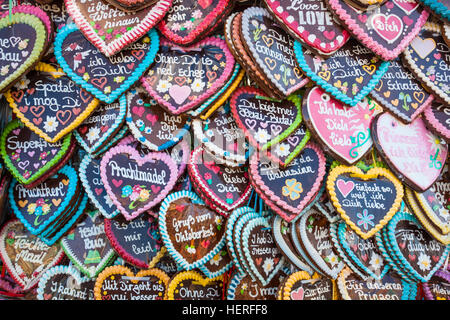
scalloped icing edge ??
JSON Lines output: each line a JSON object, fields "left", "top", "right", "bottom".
{"left": 188, "top": 146, "right": 253, "bottom": 212}
{"left": 423, "top": 104, "right": 450, "bottom": 142}
{"left": 198, "top": 251, "right": 233, "bottom": 279}
{"left": 104, "top": 218, "right": 166, "bottom": 269}
{"left": 402, "top": 23, "right": 450, "bottom": 105}
{"left": 8, "top": 165, "right": 79, "bottom": 236}
{"left": 241, "top": 7, "right": 310, "bottom": 96}
{"left": 36, "top": 265, "right": 95, "bottom": 300}
{"left": 327, "top": 165, "right": 404, "bottom": 239}
{"left": 158, "top": 190, "right": 226, "bottom": 270}
{"left": 64, "top": 0, "right": 171, "bottom": 57}
{"left": 92, "top": 126, "right": 128, "bottom": 158}
{"left": 419, "top": 0, "right": 450, "bottom": 21}
{"left": 54, "top": 24, "right": 159, "bottom": 104}
{"left": 241, "top": 216, "right": 286, "bottom": 286}
{"left": 0, "top": 219, "right": 65, "bottom": 291}
{"left": 5, "top": 62, "right": 100, "bottom": 143}
{"left": 94, "top": 265, "right": 170, "bottom": 300}
{"left": 412, "top": 186, "right": 450, "bottom": 235}
{"left": 100, "top": 145, "right": 178, "bottom": 220}
{"left": 0, "top": 12, "right": 48, "bottom": 93}
{"left": 158, "top": 0, "right": 230, "bottom": 46}
{"left": 421, "top": 269, "right": 450, "bottom": 300}
{"left": 294, "top": 40, "right": 390, "bottom": 107}
{"left": 249, "top": 142, "right": 326, "bottom": 216}
{"left": 79, "top": 154, "right": 120, "bottom": 219}
{"left": 74, "top": 95, "right": 127, "bottom": 155}
{"left": 126, "top": 90, "right": 192, "bottom": 151}
{"left": 166, "top": 270, "right": 223, "bottom": 300}
{"left": 263, "top": 0, "right": 351, "bottom": 55}
{"left": 386, "top": 210, "right": 450, "bottom": 282}
{"left": 327, "top": 0, "right": 429, "bottom": 61}
{"left": 0, "top": 119, "right": 73, "bottom": 185}
{"left": 59, "top": 211, "right": 116, "bottom": 278}
{"left": 141, "top": 37, "right": 235, "bottom": 115}
{"left": 282, "top": 270, "right": 338, "bottom": 300}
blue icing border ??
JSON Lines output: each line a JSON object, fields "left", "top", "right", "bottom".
{"left": 8, "top": 165, "right": 78, "bottom": 236}
{"left": 79, "top": 154, "right": 120, "bottom": 219}
{"left": 420, "top": 0, "right": 450, "bottom": 21}
{"left": 293, "top": 40, "right": 390, "bottom": 107}
{"left": 226, "top": 272, "right": 246, "bottom": 300}
{"left": 198, "top": 250, "right": 233, "bottom": 279}
{"left": 158, "top": 190, "right": 226, "bottom": 271}
{"left": 54, "top": 24, "right": 159, "bottom": 104}
{"left": 73, "top": 95, "right": 127, "bottom": 155}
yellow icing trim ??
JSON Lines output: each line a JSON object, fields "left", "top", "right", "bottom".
{"left": 327, "top": 165, "right": 404, "bottom": 240}
{"left": 405, "top": 188, "right": 450, "bottom": 245}
{"left": 5, "top": 63, "right": 100, "bottom": 143}
{"left": 200, "top": 68, "right": 245, "bottom": 120}
{"left": 34, "top": 62, "right": 65, "bottom": 78}
{"left": 167, "top": 270, "right": 223, "bottom": 300}
{"left": 94, "top": 266, "right": 170, "bottom": 300}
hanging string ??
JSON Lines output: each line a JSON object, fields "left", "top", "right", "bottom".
{"left": 8, "top": 0, "right": 13, "bottom": 23}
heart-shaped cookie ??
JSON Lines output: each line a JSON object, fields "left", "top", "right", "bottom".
{"left": 100, "top": 145, "right": 178, "bottom": 220}
{"left": 5, "top": 63, "right": 99, "bottom": 143}
{"left": 126, "top": 88, "right": 191, "bottom": 151}
{"left": 327, "top": 165, "right": 404, "bottom": 239}
{"left": 424, "top": 103, "right": 450, "bottom": 143}
{"left": 227, "top": 271, "right": 286, "bottom": 300}
{"left": 158, "top": 191, "right": 226, "bottom": 270}
{"left": 422, "top": 270, "right": 450, "bottom": 300}
{"left": 64, "top": 0, "right": 171, "bottom": 57}
{"left": 370, "top": 58, "right": 434, "bottom": 123}
{"left": 54, "top": 24, "right": 159, "bottom": 104}
{"left": 94, "top": 266, "right": 170, "bottom": 300}
{"left": 249, "top": 142, "right": 326, "bottom": 222}
{"left": 327, "top": 0, "right": 429, "bottom": 61}
{"left": 158, "top": 0, "right": 231, "bottom": 46}
{"left": 141, "top": 37, "right": 235, "bottom": 115}
{"left": 104, "top": 214, "right": 165, "bottom": 269}
{"left": 372, "top": 112, "right": 448, "bottom": 191}
{"left": 280, "top": 271, "right": 337, "bottom": 300}
{"left": 240, "top": 7, "right": 309, "bottom": 96}
{"left": 263, "top": 0, "right": 351, "bottom": 56}
{"left": 0, "top": 219, "right": 64, "bottom": 290}
{"left": 37, "top": 265, "right": 95, "bottom": 300}
{"left": 402, "top": 23, "right": 450, "bottom": 105}
{"left": 74, "top": 95, "right": 127, "bottom": 155}
{"left": 0, "top": 11, "right": 48, "bottom": 92}
{"left": 188, "top": 146, "right": 252, "bottom": 214}
{"left": 60, "top": 211, "right": 116, "bottom": 278}
{"left": 303, "top": 86, "right": 382, "bottom": 165}
{"left": 294, "top": 38, "right": 390, "bottom": 107}
{"left": 104, "top": 0, "right": 161, "bottom": 12}
{"left": 166, "top": 270, "right": 223, "bottom": 300}
{"left": 0, "top": 119, "right": 74, "bottom": 186}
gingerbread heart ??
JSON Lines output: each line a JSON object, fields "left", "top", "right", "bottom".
{"left": 0, "top": 11, "right": 48, "bottom": 92}
{"left": 372, "top": 112, "right": 448, "bottom": 191}
{"left": 167, "top": 270, "right": 223, "bottom": 300}
{"left": 263, "top": 0, "right": 350, "bottom": 56}
{"left": 94, "top": 266, "right": 170, "bottom": 300}
{"left": 303, "top": 86, "right": 382, "bottom": 165}
{"left": 158, "top": 0, "right": 231, "bottom": 46}
{"left": 141, "top": 37, "right": 235, "bottom": 115}
{"left": 100, "top": 145, "right": 178, "bottom": 220}
{"left": 54, "top": 24, "right": 159, "bottom": 104}
{"left": 198, "top": 247, "right": 233, "bottom": 279}
{"left": 104, "top": 214, "right": 165, "bottom": 269}
{"left": 37, "top": 265, "right": 95, "bottom": 300}
{"left": 64, "top": 0, "right": 171, "bottom": 57}
{"left": 126, "top": 88, "right": 191, "bottom": 151}
{"left": 0, "top": 219, "right": 64, "bottom": 290}
{"left": 294, "top": 38, "right": 390, "bottom": 107}
{"left": 5, "top": 63, "right": 99, "bottom": 143}
{"left": 0, "top": 119, "right": 74, "bottom": 185}
{"left": 327, "top": 0, "right": 429, "bottom": 61}
{"left": 227, "top": 271, "right": 286, "bottom": 300}
{"left": 280, "top": 271, "right": 336, "bottom": 300}
{"left": 158, "top": 191, "right": 226, "bottom": 270}
{"left": 422, "top": 270, "right": 450, "bottom": 300}
{"left": 423, "top": 103, "right": 450, "bottom": 143}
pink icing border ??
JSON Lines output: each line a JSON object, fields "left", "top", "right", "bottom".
{"left": 424, "top": 104, "right": 450, "bottom": 142}
{"left": 141, "top": 37, "right": 235, "bottom": 115}
{"left": 264, "top": 0, "right": 350, "bottom": 55}
{"left": 187, "top": 146, "right": 253, "bottom": 213}
{"left": 158, "top": 0, "right": 230, "bottom": 45}
{"left": 327, "top": 0, "right": 430, "bottom": 60}
{"left": 249, "top": 142, "right": 326, "bottom": 216}
{"left": 99, "top": 145, "right": 179, "bottom": 221}
{"left": 64, "top": 0, "right": 172, "bottom": 57}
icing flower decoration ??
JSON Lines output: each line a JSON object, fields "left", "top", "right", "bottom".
{"left": 192, "top": 10, "right": 202, "bottom": 19}
{"left": 183, "top": 20, "right": 194, "bottom": 30}
{"left": 14, "top": 77, "right": 30, "bottom": 90}
{"left": 255, "top": 128, "right": 270, "bottom": 145}
{"left": 121, "top": 185, "right": 151, "bottom": 209}
{"left": 274, "top": 143, "right": 290, "bottom": 157}
{"left": 39, "top": 152, "right": 49, "bottom": 160}
{"left": 83, "top": 73, "right": 90, "bottom": 81}
{"left": 191, "top": 79, "right": 205, "bottom": 93}
{"left": 86, "top": 127, "right": 100, "bottom": 144}
{"left": 121, "top": 185, "right": 133, "bottom": 197}
{"left": 204, "top": 172, "right": 212, "bottom": 184}
{"left": 104, "top": 86, "right": 111, "bottom": 94}
{"left": 0, "top": 65, "right": 9, "bottom": 76}
{"left": 209, "top": 252, "right": 223, "bottom": 266}
{"left": 157, "top": 80, "right": 172, "bottom": 93}
{"left": 262, "top": 257, "right": 274, "bottom": 275}
{"left": 325, "top": 252, "right": 340, "bottom": 267}
{"left": 18, "top": 39, "right": 29, "bottom": 50}
{"left": 282, "top": 179, "right": 303, "bottom": 201}
{"left": 417, "top": 253, "right": 431, "bottom": 272}
{"left": 356, "top": 209, "right": 375, "bottom": 231}
{"left": 185, "top": 245, "right": 196, "bottom": 254}
{"left": 226, "top": 192, "right": 233, "bottom": 204}
{"left": 44, "top": 116, "right": 59, "bottom": 133}
{"left": 369, "top": 253, "right": 383, "bottom": 271}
